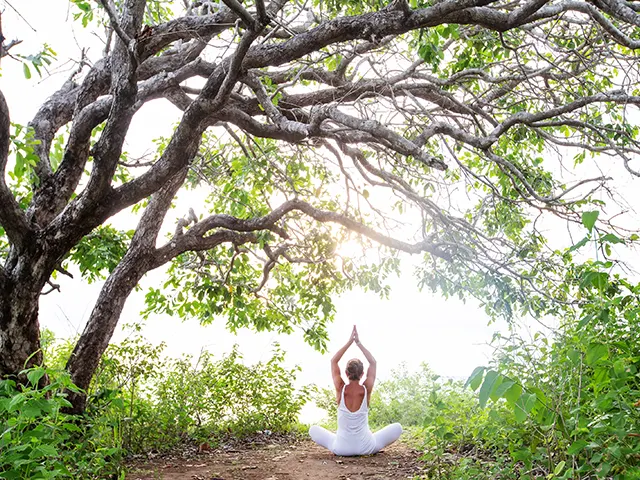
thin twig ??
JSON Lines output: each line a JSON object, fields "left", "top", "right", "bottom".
{"left": 97, "top": 0, "right": 133, "bottom": 46}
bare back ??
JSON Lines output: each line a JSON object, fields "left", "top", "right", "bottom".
{"left": 337, "top": 382, "right": 372, "bottom": 412}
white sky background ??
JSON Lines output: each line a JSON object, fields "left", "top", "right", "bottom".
{"left": 2, "top": 0, "right": 639, "bottom": 422}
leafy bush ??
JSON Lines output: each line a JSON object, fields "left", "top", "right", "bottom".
{"left": 1, "top": 334, "right": 310, "bottom": 478}
{"left": 468, "top": 314, "right": 640, "bottom": 478}
{"left": 368, "top": 363, "right": 441, "bottom": 428}
{"left": 116, "top": 343, "right": 311, "bottom": 453}
{"left": 0, "top": 368, "right": 123, "bottom": 480}
{"left": 453, "top": 239, "right": 640, "bottom": 480}
{"left": 50, "top": 335, "right": 309, "bottom": 454}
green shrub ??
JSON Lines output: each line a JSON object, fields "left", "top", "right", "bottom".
{"left": 1, "top": 333, "right": 312, "bottom": 478}
{"left": 0, "top": 368, "right": 123, "bottom": 480}
{"left": 461, "top": 269, "right": 640, "bottom": 479}
{"left": 369, "top": 363, "right": 440, "bottom": 428}
{"left": 121, "top": 344, "right": 311, "bottom": 453}
{"left": 72, "top": 335, "right": 311, "bottom": 454}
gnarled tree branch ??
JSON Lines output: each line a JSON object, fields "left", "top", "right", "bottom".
{"left": 0, "top": 89, "right": 30, "bottom": 248}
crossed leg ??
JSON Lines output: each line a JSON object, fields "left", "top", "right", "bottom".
{"left": 310, "top": 423, "right": 402, "bottom": 454}
{"left": 309, "top": 425, "right": 336, "bottom": 451}
{"left": 373, "top": 423, "right": 403, "bottom": 452}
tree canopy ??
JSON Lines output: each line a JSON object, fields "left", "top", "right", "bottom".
{"left": 0, "top": 0, "right": 639, "bottom": 410}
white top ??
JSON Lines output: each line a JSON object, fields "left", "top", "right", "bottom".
{"left": 334, "top": 384, "right": 376, "bottom": 455}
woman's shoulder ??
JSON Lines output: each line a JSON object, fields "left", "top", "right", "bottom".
{"left": 345, "top": 383, "right": 365, "bottom": 394}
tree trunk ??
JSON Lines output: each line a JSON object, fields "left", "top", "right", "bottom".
{"left": 0, "top": 246, "right": 51, "bottom": 379}
{"left": 0, "top": 283, "right": 43, "bottom": 378}
{"left": 0, "top": 86, "right": 55, "bottom": 380}
{"left": 65, "top": 167, "right": 189, "bottom": 413}
{"left": 65, "top": 253, "right": 152, "bottom": 413}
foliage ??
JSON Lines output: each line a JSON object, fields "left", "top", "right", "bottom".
{"left": 69, "top": 0, "right": 174, "bottom": 28}
{"left": 5, "top": 0, "right": 640, "bottom": 385}
{"left": 17, "top": 45, "right": 57, "bottom": 80}
{"left": 367, "top": 363, "right": 441, "bottom": 428}
{"left": 128, "top": 345, "right": 309, "bottom": 452}
{"left": 467, "top": 282, "right": 640, "bottom": 479}
{"left": 0, "top": 368, "right": 123, "bottom": 480}
{"left": 65, "top": 226, "right": 134, "bottom": 283}
{"left": 456, "top": 221, "right": 640, "bottom": 479}
{"left": 1, "top": 333, "right": 310, "bottom": 477}
{"left": 95, "top": 338, "right": 310, "bottom": 453}
{"left": 75, "top": 335, "right": 308, "bottom": 454}
{"left": 7, "top": 124, "right": 41, "bottom": 207}
{"left": 2, "top": 0, "right": 640, "bottom": 475}
{"left": 140, "top": 132, "right": 404, "bottom": 352}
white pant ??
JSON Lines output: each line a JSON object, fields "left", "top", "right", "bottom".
{"left": 309, "top": 423, "right": 402, "bottom": 456}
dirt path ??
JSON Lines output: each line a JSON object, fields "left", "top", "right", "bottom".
{"left": 127, "top": 439, "right": 424, "bottom": 480}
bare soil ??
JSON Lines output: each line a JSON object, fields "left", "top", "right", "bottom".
{"left": 127, "top": 439, "right": 424, "bottom": 480}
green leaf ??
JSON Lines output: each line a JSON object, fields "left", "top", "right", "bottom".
{"left": 34, "top": 444, "right": 58, "bottom": 458}
{"left": 568, "top": 440, "right": 588, "bottom": 455}
{"left": 63, "top": 422, "right": 82, "bottom": 433}
{"left": 596, "top": 462, "right": 611, "bottom": 478}
{"left": 554, "top": 461, "right": 566, "bottom": 476}
{"left": 514, "top": 392, "right": 535, "bottom": 422}
{"left": 493, "top": 379, "right": 515, "bottom": 399}
{"left": 7, "top": 393, "right": 25, "bottom": 412}
{"left": 524, "top": 393, "right": 536, "bottom": 412}
{"left": 489, "top": 376, "right": 505, "bottom": 402}
{"left": 581, "top": 210, "right": 599, "bottom": 232}
{"left": 478, "top": 370, "right": 499, "bottom": 408}
{"left": 577, "top": 314, "right": 593, "bottom": 330}
{"left": 514, "top": 401, "right": 527, "bottom": 423}
{"left": 27, "top": 367, "right": 46, "bottom": 386}
{"left": 465, "top": 366, "right": 485, "bottom": 391}
{"left": 569, "top": 236, "right": 589, "bottom": 252}
{"left": 600, "top": 233, "right": 623, "bottom": 244}
{"left": 22, "top": 400, "right": 42, "bottom": 418}
{"left": 580, "top": 271, "right": 608, "bottom": 290}
{"left": 586, "top": 343, "right": 608, "bottom": 365}
{"left": 504, "top": 382, "right": 522, "bottom": 405}
{"left": 77, "top": 1, "right": 92, "bottom": 12}
{"left": 23, "top": 63, "right": 32, "bottom": 79}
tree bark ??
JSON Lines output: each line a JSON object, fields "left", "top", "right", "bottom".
{"left": 0, "top": 87, "right": 49, "bottom": 377}
{"left": 0, "top": 238, "right": 53, "bottom": 379}
{"left": 0, "top": 277, "right": 45, "bottom": 378}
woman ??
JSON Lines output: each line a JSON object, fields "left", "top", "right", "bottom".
{"left": 309, "top": 326, "right": 402, "bottom": 456}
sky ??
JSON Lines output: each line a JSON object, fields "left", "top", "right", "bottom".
{"left": 2, "top": 0, "right": 638, "bottom": 422}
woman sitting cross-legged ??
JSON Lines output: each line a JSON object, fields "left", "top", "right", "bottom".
{"left": 309, "top": 326, "right": 402, "bottom": 456}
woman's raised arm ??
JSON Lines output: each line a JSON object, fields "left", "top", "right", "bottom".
{"left": 330, "top": 326, "right": 356, "bottom": 392}
{"left": 354, "top": 327, "right": 377, "bottom": 391}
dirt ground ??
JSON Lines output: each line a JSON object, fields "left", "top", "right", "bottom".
{"left": 127, "top": 439, "right": 424, "bottom": 480}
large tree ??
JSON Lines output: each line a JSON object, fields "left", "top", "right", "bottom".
{"left": 0, "top": 0, "right": 638, "bottom": 411}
